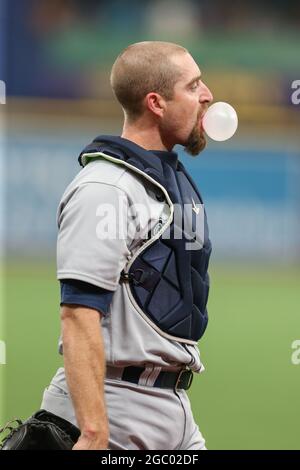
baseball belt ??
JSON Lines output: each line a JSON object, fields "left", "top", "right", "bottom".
{"left": 106, "top": 366, "right": 193, "bottom": 390}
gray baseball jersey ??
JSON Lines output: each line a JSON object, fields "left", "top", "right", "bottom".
{"left": 56, "top": 157, "right": 204, "bottom": 373}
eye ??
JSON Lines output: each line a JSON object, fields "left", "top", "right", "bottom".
{"left": 190, "top": 81, "right": 200, "bottom": 90}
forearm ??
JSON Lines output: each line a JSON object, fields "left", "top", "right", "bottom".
{"left": 61, "top": 305, "right": 109, "bottom": 449}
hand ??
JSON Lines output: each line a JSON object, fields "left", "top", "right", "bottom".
{"left": 72, "top": 430, "right": 109, "bottom": 450}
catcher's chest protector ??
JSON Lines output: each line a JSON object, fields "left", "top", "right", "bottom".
{"left": 80, "top": 136, "right": 212, "bottom": 344}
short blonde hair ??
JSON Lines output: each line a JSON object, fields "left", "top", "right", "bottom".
{"left": 110, "top": 41, "right": 187, "bottom": 121}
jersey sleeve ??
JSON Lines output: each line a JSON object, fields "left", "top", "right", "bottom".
{"left": 60, "top": 279, "right": 114, "bottom": 315}
{"left": 57, "top": 182, "right": 131, "bottom": 291}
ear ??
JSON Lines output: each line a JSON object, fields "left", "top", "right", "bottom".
{"left": 145, "top": 92, "right": 166, "bottom": 118}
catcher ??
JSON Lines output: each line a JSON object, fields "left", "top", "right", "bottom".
{"left": 3, "top": 41, "right": 213, "bottom": 450}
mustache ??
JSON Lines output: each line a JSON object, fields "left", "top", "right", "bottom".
{"left": 199, "top": 105, "right": 209, "bottom": 119}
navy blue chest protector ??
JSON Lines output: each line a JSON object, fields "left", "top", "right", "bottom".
{"left": 79, "top": 136, "right": 212, "bottom": 344}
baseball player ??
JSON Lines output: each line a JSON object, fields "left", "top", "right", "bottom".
{"left": 41, "top": 41, "right": 213, "bottom": 450}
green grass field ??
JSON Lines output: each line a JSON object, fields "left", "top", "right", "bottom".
{"left": 1, "top": 261, "right": 300, "bottom": 449}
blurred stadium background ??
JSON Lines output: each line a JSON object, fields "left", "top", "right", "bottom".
{"left": 0, "top": 0, "right": 300, "bottom": 449}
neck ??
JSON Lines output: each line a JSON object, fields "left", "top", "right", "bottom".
{"left": 121, "top": 117, "right": 174, "bottom": 152}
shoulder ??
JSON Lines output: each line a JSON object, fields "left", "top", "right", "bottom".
{"left": 60, "top": 157, "right": 157, "bottom": 208}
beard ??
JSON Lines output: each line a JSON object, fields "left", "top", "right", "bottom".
{"left": 184, "top": 121, "right": 206, "bottom": 156}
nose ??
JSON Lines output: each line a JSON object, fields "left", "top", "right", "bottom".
{"left": 199, "top": 81, "right": 213, "bottom": 104}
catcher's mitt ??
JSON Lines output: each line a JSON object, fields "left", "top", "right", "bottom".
{"left": 0, "top": 409, "right": 80, "bottom": 450}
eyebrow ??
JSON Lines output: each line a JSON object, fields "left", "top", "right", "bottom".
{"left": 187, "top": 75, "right": 202, "bottom": 87}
